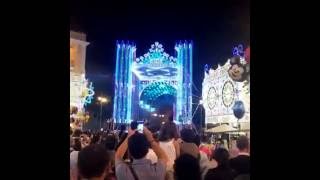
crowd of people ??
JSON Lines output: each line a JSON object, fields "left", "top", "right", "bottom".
{"left": 70, "top": 118, "right": 250, "bottom": 180}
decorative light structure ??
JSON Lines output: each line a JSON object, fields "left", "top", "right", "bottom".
{"left": 202, "top": 45, "right": 250, "bottom": 130}
{"left": 70, "top": 31, "right": 94, "bottom": 130}
{"left": 113, "top": 41, "right": 193, "bottom": 124}
{"left": 70, "top": 73, "right": 95, "bottom": 111}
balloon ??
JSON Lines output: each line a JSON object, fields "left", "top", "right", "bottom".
{"left": 233, "top": 101, "right": 245, "bottom": 119}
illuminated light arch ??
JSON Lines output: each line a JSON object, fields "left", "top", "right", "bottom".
{"left": 140, "top": 81, "right": 177, "bottom": 104}
{"left": 113, "top": 41, "right": 193, "bottom": 124}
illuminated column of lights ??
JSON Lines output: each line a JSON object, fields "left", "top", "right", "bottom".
{"left": 175, "top": 41, "right": 193, "bottom": 124}
{"left": 114, "top": 41, "right": 125, "bottom": 123}
{"left": 122, "top": 43, "right": 128, "bottom": 123}
{"left": 132, "top": 62, "right": 139, "bottom": 122}
{"left": 117, "top": 42, "right": 122, "bottom": 122}
{"left": 120, "top": 42, "right": 126, "bottom": 122}
{"left": 183, "top": 42, "right": 187, "bottom": 123}
{"left": 113, "top": 42, "right": 120, "bottom": 122}
{"left": 175, "top": 42, "right": 183, "bottom": 123}
{"left": 188, "top": 42, "right": 193, "bottom": 123}
{"left": 120, "top": 41, "right": 126, "bottom": 123}
{"left": 113, "top": 41, "right": 135, "bottom": 124}
{"left": 126, "top": 43, "right": 135, "bottom": 123}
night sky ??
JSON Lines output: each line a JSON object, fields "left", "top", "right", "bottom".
{"left": 70, "top": 0, "right": 250, "bottom": 122}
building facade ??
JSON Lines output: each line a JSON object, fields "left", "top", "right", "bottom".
{"left": 70, "top": 31, "right": 94, "bottom": 129}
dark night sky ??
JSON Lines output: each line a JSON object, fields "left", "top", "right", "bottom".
{"left": 70, "top": 0, "right": 250, "bottom": 119}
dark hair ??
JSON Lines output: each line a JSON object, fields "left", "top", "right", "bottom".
{"left": 174, "top": 154, "right": 201, "bottom": 180}
{"left": 201, "top": 135, "right": 209, "bottom": 143}
{"left": 120, "top": 124, "right": 126, "bottom": 131}
{"left": 213, "top": 148, "right": 230, "bottom": 167}
{"left": 91, "top": 134, "right": 100, "bottom": 144}
{"left": 168, "top": 113, "right": 174, "bottom": 122}
{"left": 158, "top": 122, "right": 178, "bottom": 141}
{"left": 194, "top": 134, "right": 201, "bottom": 147}
{"left": 130, "top": 121, "right": 138, "bottom": 130}
{"left": 236, "top": 136, "right": 249, "bottom": 151}
{"left": 128, "top": 132, "right": 149, "bottom": 159}
{"left": 73, "top": 129, "right": 82, "bottom": 137}
{"left": 180, "top": 128, "right": 196, "bottom": 143}
{"left": 104, "top": 134, "right": 117, "bottom": 150}
{"left": 78, "top": 144, "right": 110, "bottom": 179}
{"left": 73, "top": 138, "right": 82, "bottom": 151}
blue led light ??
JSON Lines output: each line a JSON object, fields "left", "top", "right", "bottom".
{"left": 233, "top": 44, "right": 244, "bottom": 57}
{"left": 84, "top": 81, "right": 95, "bottom": 106}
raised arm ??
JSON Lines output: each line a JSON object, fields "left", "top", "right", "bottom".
{"left": 115, "top": 128, "right": 135, "bottom": 160}
{"left": 143, "top": 127, "right": 168, "bottom": 165}
{"left": 173, "top": 139, "right": 180, "bottom": 158}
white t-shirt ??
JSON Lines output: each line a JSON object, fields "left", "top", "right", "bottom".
{"left": 146, "top": 148, "right": 158, "bottom": 164}
{"left": 70, "top": 151, "right": 79, "bottom": 180}
{"left": 159, "top": 139, "right": 176, "bottom": 170}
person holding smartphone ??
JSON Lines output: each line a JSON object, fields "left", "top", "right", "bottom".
{"left": 115, "top": 126, "right": 168, "bottom": 180}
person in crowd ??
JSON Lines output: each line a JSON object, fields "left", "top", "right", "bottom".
{"left": 81, "top": 133, "right": 91, "bottom": 148}
{"left": 73, "top": 129, "right": 82, "bottom": 138}
{"left": 118, "top": 124, "right": 127, "bottom": 140}
{"left": 70, "top": 129, "right": 74, "bottom": 152}
{"left": 103, "top": 133, "right": 118, "bottom": 151}
{"left": 174, "top": 154, "right": 201, "bottom": 180}
{"left": 179, "top": 128, "right": 217, "bottom": 179}
{"left": 115, "top": 127, "right": 168, "bottom": 180}
{"left": 179, "top": 128, "right": 199, "bottom": 158}
{"left": 229, "top": 138, "right": 240, "bottom": 159}
{"left": 199, "top": 135, "right": 212, "bottom": 159}
{"left": 73, "top": 136, "right": 82, "bottom": 152}
{"left": 78, "top": 144, "right": 112, "bottom": 180}
{"left": 146, "top": 147, "right": 158, "bottom": 164}
{"left": 204, "top": 148, "right": 235, "bottom": 180}
{"left": 70, "top": 129, "right": 84, "bottom": 180}
{"left": 158, "top": 119, "right": 180, "bottom": 171}
{"left": 70, "top": 145, "right": 80, "bottom": 180}
{"left": 91, "top": 133, "right": 101, "bottom": 145}
{"left": 145, "top": 132, "right": 159, "bottom": 164}
{"left": 229, "top": 136, "right": 250, "bottom": 177}
{"left": 102, "top": 133, "right": 118, "bottom": 179}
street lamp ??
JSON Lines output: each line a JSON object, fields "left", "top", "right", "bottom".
{"left": 97, "top": 96, "right": 109, "bottom": 129}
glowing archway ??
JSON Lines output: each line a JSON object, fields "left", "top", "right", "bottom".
{"left": 113, "top": 41, "right": 193, "bottom": 124}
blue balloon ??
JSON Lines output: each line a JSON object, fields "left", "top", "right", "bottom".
{"left": 233, "top": 101, "right": 245, "bottom": 119}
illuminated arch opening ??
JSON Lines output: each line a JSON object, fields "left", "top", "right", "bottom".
{"left": 140, "top": 81, "right": 177, "bottom": 105}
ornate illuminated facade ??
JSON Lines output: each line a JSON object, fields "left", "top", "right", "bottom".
{"left": 70, "top": 31, "right": 94, "bottom": 113}
{"left": 202, "top": 58, "right": 250, "bottom": 130}
{"left": 113, "top": 41, "right": 193, "bottom": 124}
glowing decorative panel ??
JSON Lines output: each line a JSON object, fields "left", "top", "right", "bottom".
{"left": 70, "top": 72, "right": 95, "bottom": 111}
{"left": 202, "top": 58, "right": 250, "bottom": 124}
